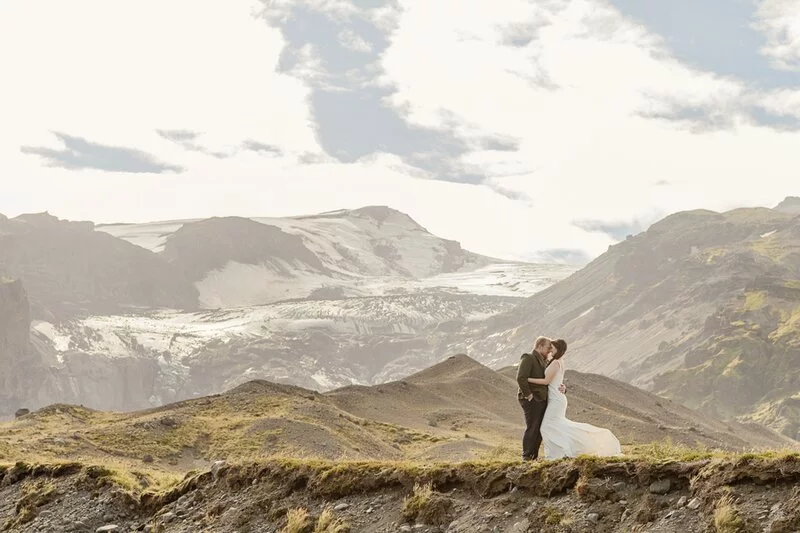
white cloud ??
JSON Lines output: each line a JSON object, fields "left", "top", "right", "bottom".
{"left": 756, "top": 0, "right": 800, "bottom": 71}
{"left": 759, "top": 87, "right": 800, "bottom": 117}
{"left": 0, "top": 0, "right": 321, "bottom": 162}
{"left": 378, "top": 0, "right": 795, "bottom": 228}
{"left": 1, "top": 0, "right": 798, "bottom": 264}
{"left": 339, "top": 29, "right": 373, "bottom": 53}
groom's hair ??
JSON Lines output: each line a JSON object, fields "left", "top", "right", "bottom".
{"left": 551, "top": 339, "right": 568, "bottom": 360}
{"left": 533, "top": 336, "right": 551, "bottom": 349}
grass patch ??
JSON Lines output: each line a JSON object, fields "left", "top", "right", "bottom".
{"left": 713, "top": 493, "right": 748, "bottom": 533}
{"left": 702, "top": 248, "right": 729, "bottom": 264}
{"left": 537, "top": 505, "right": 573, "bottom": 526}
{"left": 625, "top": 439, "right": 723, "bottom": 462}
{"left": 750, "top": 235, "right": 789, "bottom": 261}
{"left": 401, "top": 482, "right": 453, "bottom": 526}
{"left": 2, "top": 479, "right": 59, "bottom": 529}
{"left": 314, "top": 506, "right": 350, "bottom": 533}
{"left": 769, "top": 306, "right": 800, "bottom": 345}
{"left": 283, "top": 507, "right": 310, "bottom": 533}
{"left": 742, "top": 291, "right": 767, "bottom": 311}
{"left": 543, "top": 506, "right": 564, "bottom": 525}
{"left": 476, "top": 443, "right": 519, "bottom": 462}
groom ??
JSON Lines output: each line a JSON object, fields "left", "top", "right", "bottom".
{"left": 516, "top": 336, "right": 565, "bottom": 461}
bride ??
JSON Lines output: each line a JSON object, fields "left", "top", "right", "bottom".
{"left": 528, "top": 339, "right": 621, "bottom": 459}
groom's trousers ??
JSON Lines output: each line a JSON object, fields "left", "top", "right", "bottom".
{"left": 519, "top": 397, "right": 548, "bottom": 459}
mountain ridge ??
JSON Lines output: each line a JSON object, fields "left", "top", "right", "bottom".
{"left": 458, "top": 201, "right": 800, "bottom": 438}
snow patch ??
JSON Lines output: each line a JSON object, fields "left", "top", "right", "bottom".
{"left": 31, "top": 321, "right": 71, "bottom": 361}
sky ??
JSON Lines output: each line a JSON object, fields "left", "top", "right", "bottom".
{"left": 1, "top": 0, "right": 799, "bottom": 263}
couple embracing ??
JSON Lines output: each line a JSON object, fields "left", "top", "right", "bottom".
{"left": 516, "top": 336, "right": 621, "bottom": 461}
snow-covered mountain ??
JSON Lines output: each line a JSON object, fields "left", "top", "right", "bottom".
{"left": 1, "top": 207, "right": 576, "bottom": 414}
{"left": 99, "top": 206, "right": 528, "bottom": 308}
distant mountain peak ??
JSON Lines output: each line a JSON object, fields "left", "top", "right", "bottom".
{"left": 6, "top": 212, "right": 95, "bottom": 232}
{"left": 405, "top": 353, "right": 490, "bottom": 384}
{"left": 774, "top": 196, "right": 800, "bottom": 214}
{"left": 307, "top": 205, "right": 428, "bottom": 232}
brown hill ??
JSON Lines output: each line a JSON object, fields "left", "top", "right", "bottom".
{"left": 1, "top": 356, "right": 798, "bottom": 532}
{"left": 3, "top": 354, "right": 791, "bottom": 478}
{"left": 496, "top": 365, "right": 791, "bottom": 450}
{"left": 327, "top": 354, "right": 792, "bottom": 459}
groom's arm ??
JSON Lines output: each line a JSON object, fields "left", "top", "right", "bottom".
{"left": 517, "top": 356, "right": 534, "bottom": 398}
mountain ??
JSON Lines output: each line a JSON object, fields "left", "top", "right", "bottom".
{"left": 775, "top": 196, "right": 800, "bottom": 214}
{"left": 0, "top": 212, "right": 198, "bottom": 317}
{"left": 100, "top": 206, "right": 512, "bottom": 307}
{"left": 460, "top": 200, "right": 800, "bottom": 438}
{"left": 1, "top": 207, "right": 576, "bottom": 413}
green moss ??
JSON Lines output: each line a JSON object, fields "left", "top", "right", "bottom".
{"left": 743, "top": 291, "right": 767, "bottom": 311}
{"left": 769, "top": 307, "right": 800, "bottom": 344}
{"left": 722, "top": 357, "right": 744, "bottom": 378}
{"left": 750, "top": 235, "right": 789, "bottom": 261}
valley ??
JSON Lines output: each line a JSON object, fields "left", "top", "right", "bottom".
{"left": 3, "top": 202, "right": 800, "bottom": 532}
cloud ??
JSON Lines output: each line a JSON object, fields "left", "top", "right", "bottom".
{"left": 479, "top": 136, "right": 520, "bottom": 152}
{"left": 3, "top": 0, "right": 800, "bottom": 264}
{"left": 755, "top": 0, "right": 800, "bottom": 71}
{"left": 20, "top": 132, "right": 183, "bottom": 173}
{"left": 376, "top": 0, "right": 797, "bottom": 221}
{"left": 156, "top": 129, "right": 230, "bottom": 159}
{"left": 529, "top": 248, "right": 593, "bottom": 265}
{"left": 262, "top": 0, "right": 485, "bottom": 183}
{"left": 573, "top": 218, "right": 653, "bottom": 240}
{"left": 241, "top": 140, "right": 283, "bottom": 155}
{"left": 339, "top": 29, "right": 373, "bottom": 52}
{"left": 155, "top": 129, "right": 198, "bottom": 143}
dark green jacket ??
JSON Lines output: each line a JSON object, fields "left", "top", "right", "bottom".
{"left": 516, "top": 352, "right": 548, "bottom": 401}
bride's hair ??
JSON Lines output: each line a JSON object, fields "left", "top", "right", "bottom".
{"left": 551, "top": 339, "right": 568, "bottom": 360}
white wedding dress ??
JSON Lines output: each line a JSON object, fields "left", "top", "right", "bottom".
{"left": 541, "top": 360, "right": 622, "bottom": 459}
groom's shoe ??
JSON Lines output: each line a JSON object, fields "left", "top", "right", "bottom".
{"left": 521, "top": 455, "right": 537, "bottom": 462}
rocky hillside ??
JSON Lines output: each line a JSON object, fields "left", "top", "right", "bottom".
{"left": 459, "top": 199, "right": 800, "bottom": 439}
{"left": 4, "top": 453, "right": 800, "bottom": 532}
{"left": 0, "top": 213, "right": 197, "bottom": 317}
{"left": 0, "top": 279, "right": 54, "bottom": 417}
{"left": 0, "top": 355, "right": 797, "bottom": 532}
{"left": 775, "top": 196, "right": 800, "bottom": 214}
{"left": 0, "top": 279, "right": 187, "bottom": 417}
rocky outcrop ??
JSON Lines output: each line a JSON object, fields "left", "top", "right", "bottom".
{"left": 0, "top": 279, "right": 52, "bottom": 416}
{"left": 774, "top": 196, "right": 800, "bottom": 214}
{"left": 0, "top": 212, "right": 198, "bottom": 318}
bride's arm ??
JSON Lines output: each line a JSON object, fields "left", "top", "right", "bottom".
{"left": 527, "top": 361, "right": 560, "bottom": 385}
